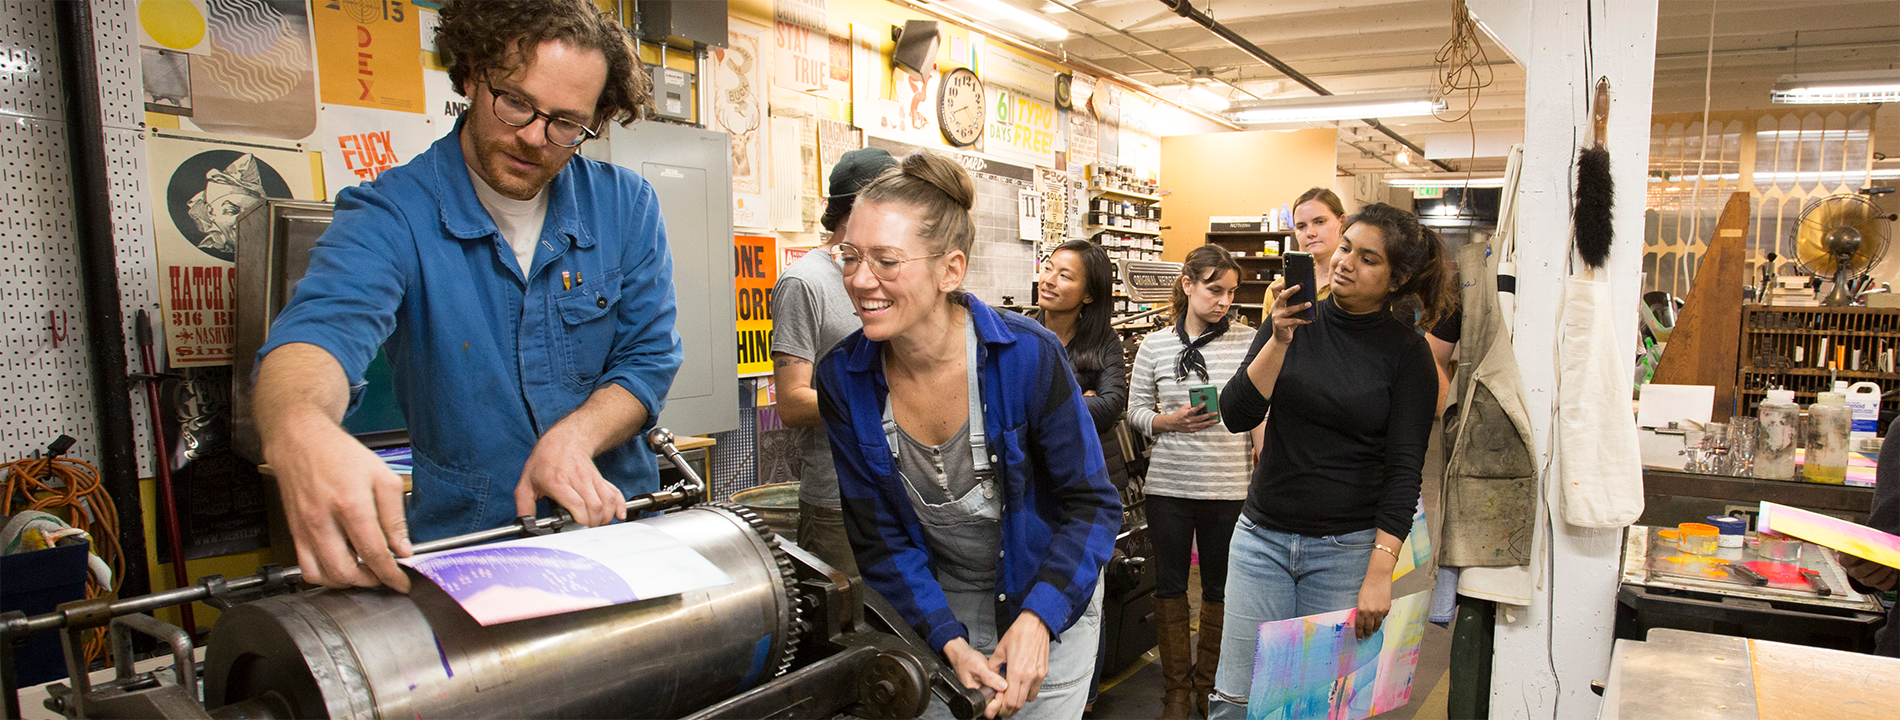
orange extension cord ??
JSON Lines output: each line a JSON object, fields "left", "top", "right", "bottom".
{"left": 2, "top": 454, "right": 123, "bottom": 668}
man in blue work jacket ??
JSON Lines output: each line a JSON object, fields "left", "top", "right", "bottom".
{"left": 253, "top": 0, "right": 682, "bottom": 592}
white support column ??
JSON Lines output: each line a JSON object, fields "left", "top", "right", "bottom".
{"left": 1469, "top": 1, "right": 1658, "bottom": 718}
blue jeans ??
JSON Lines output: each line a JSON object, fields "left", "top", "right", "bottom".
{"left": 1207, "top": 515, "right": 1376, "bottom": 720}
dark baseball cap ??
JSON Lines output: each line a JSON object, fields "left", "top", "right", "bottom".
{"left": 822, "top": 147, "right": 899, "bottom": 232}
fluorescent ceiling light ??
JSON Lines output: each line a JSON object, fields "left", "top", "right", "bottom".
{"left": 1384, "top": 176, "right": 1505, "bottom": 188}
{"left": 961, "top": 0, "right": 1069, "bottom": 39}
{"left": 1648, "top": 169, "right": 1899, "bottom": 184}
{"left": 1186, "top": 85, "right": 1229, "bottom": 111}
{"left": 1771, "top": 71, "right": 1900, "bottom": 104}
{"left": 1227, "top": 91, "right": 1444, "bottom": 125}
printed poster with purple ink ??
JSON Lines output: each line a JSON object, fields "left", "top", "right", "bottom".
{"left": 399, "top": 522, "right": 734, "bottom": 626}
{"left": 1246, "top": 590, "right": 1429, "bottom": 720}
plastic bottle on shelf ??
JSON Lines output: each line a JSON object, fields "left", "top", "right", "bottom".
{"left": 1803, "top": 387, "right": 1851, "bottom": 484}
{"left": 1754, "top": 388, "right": 1800, "bottom": 480}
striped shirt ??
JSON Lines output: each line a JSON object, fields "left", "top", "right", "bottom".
{"left": 1128, "top": 322, "right": 1258, "bottom": 500}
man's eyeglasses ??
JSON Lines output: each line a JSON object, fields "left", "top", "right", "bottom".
{"left": 487, "top": 85, "right": 598, "bottom": 148}
{"left": 831, "top": 245, "right": 946, "bottom": 281}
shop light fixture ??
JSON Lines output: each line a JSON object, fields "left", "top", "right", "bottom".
{"left": 1771, "top": 71, "right": 1900, "bottom": 105}
{"left": 1648, "top": 169, "right": 1900, "bottom": 184}
{"left": 1226, "top": 91, "right": 1444, "bottom": 125}
{"left": 1186, "top": 84, "right": 1229, "bottom": 111}
{"left": 1383, "top": 176, "right": 1505, "bottom": 188}
{"left": 959, "top": 0, "right": 1070, "bottom": 39}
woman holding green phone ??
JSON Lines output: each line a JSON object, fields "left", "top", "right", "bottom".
{"left": 1125, "top": 245, "right": 1263, "bottom": 718}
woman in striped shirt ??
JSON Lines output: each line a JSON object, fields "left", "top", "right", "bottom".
{"left": 1126, "top": 245, "right": 1264, "bottom": 719}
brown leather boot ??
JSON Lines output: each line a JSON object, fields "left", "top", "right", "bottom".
{"left": 1193, "top": 601, "right": 1225, "bottom": 718}
{"left": 1157, "top": 596, "right": 1194, "bottom": 720}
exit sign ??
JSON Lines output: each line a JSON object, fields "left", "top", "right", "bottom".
{"left": 1412, "top": 186, "right": 1444, "bottom": 199}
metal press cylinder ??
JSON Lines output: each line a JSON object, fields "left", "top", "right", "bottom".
{"left": 202, "top": 505, "right": 795, "bottom": 719}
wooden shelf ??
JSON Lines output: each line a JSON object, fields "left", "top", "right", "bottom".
{"left": 1088, "top": 225, "right": 1160, "bottom": 236}
{"left": 1089, "top": 186, "right": 1162, "bottom": 202}
{"left": 1743, "top": 327, "right": 1900, "bottom": 338}
{"left": 1740, "top": 367, "right": 1900, "bottom": 380}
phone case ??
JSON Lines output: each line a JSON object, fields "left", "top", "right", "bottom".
{"left": 1284, "top": 252, "right": 1317, "bottom": 321}
{"left": 1188, "top": 384, "right": 1220, "bottom": 422}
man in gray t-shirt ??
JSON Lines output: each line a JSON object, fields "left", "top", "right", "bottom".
{"left": 771, "top": 147, "right": 896, "bottom": 580}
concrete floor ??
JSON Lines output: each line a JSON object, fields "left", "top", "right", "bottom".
{"left": 1088, "top": 426, "right": 1455, "bottom": 720}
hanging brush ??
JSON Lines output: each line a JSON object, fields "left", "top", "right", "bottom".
{"left": 1575, "top": 77, "right": 1614, "bottom": 270}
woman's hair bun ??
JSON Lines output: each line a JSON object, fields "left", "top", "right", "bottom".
{"left": 901, "top": 152, "right": 975, "bottom": 211}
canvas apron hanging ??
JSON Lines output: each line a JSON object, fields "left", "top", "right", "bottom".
{"left": 1439, "top": 242, "right": 1539, "bottom": 568}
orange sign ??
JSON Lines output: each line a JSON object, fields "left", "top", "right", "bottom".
{"left": 314, "top": 0, "right": 426, "bottom": 113}
{"left": 735, "top": 235, "right": 778, "bottom": 376}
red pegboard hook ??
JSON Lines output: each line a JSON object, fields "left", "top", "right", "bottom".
{"left": 49, "top": 309, "right": 67, "bottom": 348}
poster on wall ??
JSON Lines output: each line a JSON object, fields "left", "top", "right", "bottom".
{"left": 817, "top": 118, "right": 863, "bottom": 209}
{"left": 712, "top": 20, "right": 771, "bottom": 230}
{"left": 1067, "top": 73, "right": 1098, "bottom": 167}
{"left": 773, "top": 0, "right": 829, "bottom": 92}
{"left": 980, "top": 47, "right": 1058, "bottom": 167}
{"left": 313, "top": 0, "right": 425, "bottom": 113}
{"left": 138, "top": 0, "right": 212, "bottom": 54}
{"left": 882, "top": 68, "right": 942, "bottom": 146}
{"left": 423, "top": 68, "right": 469, "bottom": 123}
{"left": 316, "top": 104, "right": 437, "bottom": 197}
{"left": 769, "top": 114, "right": 805, "bottom": 232}
{"left": 734, "top": 234, "right": 778, "bottom": 377}
{"left": 142, "top": 48, "right": 194, "bottom": 117}
{"left": 149, "top": 130, "right": 316, "bottom": 367}
{"left": 1094, "top": 84, "right": 1121, "bottom": 166}
{"left": 187, "top": 0, "right": 318, "bottom": 140}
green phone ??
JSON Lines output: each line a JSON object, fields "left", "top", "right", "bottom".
{"left": 1188, "top": 384, "right": 1220, "bottom": 422}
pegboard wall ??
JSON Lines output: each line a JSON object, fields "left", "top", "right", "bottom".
{"left": 0, "top": 0, "right": 161, "bottom": 475}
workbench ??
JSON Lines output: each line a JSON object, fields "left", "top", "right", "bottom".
{"left": 1617, "top": 525, "right": 1885, "bottom": 651}
{"left": 1603, "top": 628, "right": 1900, "bottom": 720}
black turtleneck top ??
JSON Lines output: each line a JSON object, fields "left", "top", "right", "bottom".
{"left": 1219, "top": 297, "right": 1437, "bottom": 540}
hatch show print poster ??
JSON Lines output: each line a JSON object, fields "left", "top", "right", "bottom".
{"left": 149, "top": 131, "right": 314, "bottom": 367}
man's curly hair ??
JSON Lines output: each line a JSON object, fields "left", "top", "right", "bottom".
{"left": 436, "top": 0, "right": 651, "bottom": 127}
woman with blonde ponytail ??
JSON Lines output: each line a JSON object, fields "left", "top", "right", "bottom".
{"left": 813, "top": 153, "right": 1121, "bottom": 720}
{"left": 1205, "top": 203, "right": 1450, "bottom": 719}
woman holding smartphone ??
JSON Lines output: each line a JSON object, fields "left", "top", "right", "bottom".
{"left": 1207, "top": 203, "right": 1450, "bottom": 720}
{"left": 1125, "top": 245, "right": 1262, "bottom": 719}
{"left": 814, "top": 153, "right": 1121, "bottom": 720}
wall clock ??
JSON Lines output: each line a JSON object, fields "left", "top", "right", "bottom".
{"left": 938, "top": 67, "right": 985, "bottom": 148}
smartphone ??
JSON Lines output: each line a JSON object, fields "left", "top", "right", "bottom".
{"left": 1188, "top": 384, "right": 1220, "bottom": 422}
{"left": 1282, "top": 251, "right": 1317, "bottom": 321}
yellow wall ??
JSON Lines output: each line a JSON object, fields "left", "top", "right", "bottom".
{"left": 1159, "top": 129, "right": 1337, "bottom": 262}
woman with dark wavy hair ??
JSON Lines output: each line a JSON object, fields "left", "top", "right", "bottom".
{"left": 1206, "top": 203, "right": 1451, "bottom": 719}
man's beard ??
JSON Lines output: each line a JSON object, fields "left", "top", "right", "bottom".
{"left": 475, "top": 134, "right": 564, "bottom": 200}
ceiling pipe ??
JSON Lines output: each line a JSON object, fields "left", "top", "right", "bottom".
{"left": 885, "top": 0, "right": 1241, "bottom": 129}
{"left": 1158, "top": 0, "right": 1457, "bottom": 172}
{"left": 1041, "top": 0, "right": 1261, "bottom": 102}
